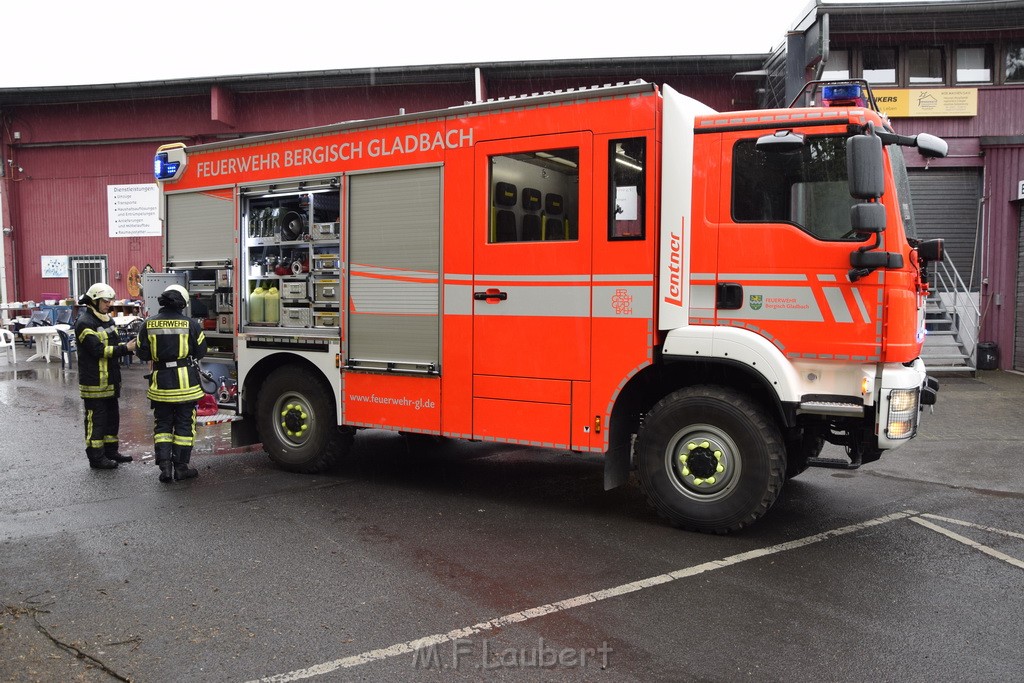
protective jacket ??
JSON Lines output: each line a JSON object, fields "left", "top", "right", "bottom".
{"left": 136, "top": 306, "right": 208, "bottom": 403}
{"left": 75, "top": 307, "right": 131, "bottom": 399}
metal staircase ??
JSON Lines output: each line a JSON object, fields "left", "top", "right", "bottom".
{"left": 921, "top": 256, "right": 979, "bottom": 375}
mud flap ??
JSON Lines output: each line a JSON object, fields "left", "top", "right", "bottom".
{"left": 230, "top": 416, "right": 260, "bottom": 448}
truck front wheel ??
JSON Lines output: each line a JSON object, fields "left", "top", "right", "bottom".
{"left": 256, "top": 366, "right": 353, "bottom": 473}
{"left": 636, "top": 386, "right": 785, "bottom": 534}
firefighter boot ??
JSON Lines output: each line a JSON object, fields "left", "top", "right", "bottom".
{"left": 172, "top": 447, "right": 198, "bottom": 481}
{"left": 155, "top": 444, "right": 174, "bottom": 483}
{"left": 88, "top": 447, "right": 118, "bottom": 470}
{"left": 105, "top": 443, "right": 134, "bottom": 463}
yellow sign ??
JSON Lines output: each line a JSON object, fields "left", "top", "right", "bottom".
{"left": 872, "top": 88, "right": 977, "bottom": 117}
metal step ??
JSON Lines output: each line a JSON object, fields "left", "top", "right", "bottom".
{"left": 925, "top": 365, "right": 976, "bottom": 375}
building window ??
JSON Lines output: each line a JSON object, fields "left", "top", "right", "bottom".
{"left": 956, "top": 46, "right": 992, "bottom": 83}
{"left": 863, "top": 48, "right": 897, "bottom": 85}
{"left": 909, "top": 47, "right": 945, "bottom": 84}
{"left": 1005, "top": 44, "right": 1024, "bottom": 83}
{"left": 822, "top": 49, "right": 850, "bottom": 80}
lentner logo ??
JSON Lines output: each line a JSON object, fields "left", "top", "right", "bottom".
{"left": 663, "top": 229, "right": 683, "bottom": 307}
{"left": 749, "top": 294, "right": 763, "bottom": 311}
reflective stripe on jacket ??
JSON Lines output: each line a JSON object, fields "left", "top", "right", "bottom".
{"left": 135, "top": 307, "right": 208, "bottom": 403}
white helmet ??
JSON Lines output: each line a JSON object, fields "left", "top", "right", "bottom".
{"left": 85, "top": 282, "right": 116, "bottom": 301}
{"left": 163, "top": 284, "right": 189, "bottom": 300}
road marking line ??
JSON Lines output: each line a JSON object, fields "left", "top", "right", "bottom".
{"left": 919, "top": 513, "right": 1024, "bottom": 541}
{"left": 910, "top": 517, "right": 1024, "bottom": 570}
{"left": 250, "top": 510, "right": 915, "bottom": 682}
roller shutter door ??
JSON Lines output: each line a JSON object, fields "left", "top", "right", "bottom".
{"left": 347, "top": 167, "right": 441, "bottom": 370}
{"left": 166, "top": 191, "right": 235, "bottom": 266}
{"left": 908, "top": 168, "right": 982, "bottom": 290}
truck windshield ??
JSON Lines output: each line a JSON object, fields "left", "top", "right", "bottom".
{"left": 732, "top": 135, "right": 868, "bottom": 242}
{"left": 888, "top": 144, "right": 918, "bottom": 241}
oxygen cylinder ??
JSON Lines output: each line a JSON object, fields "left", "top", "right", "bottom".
{"left": 264, "top": 285, "right": 281, "bottom": 324}
{"left": 249, "top": 283, "right": 266, "bottom": 323}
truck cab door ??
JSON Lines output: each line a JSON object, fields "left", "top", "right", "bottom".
{"left": 471, "top": 133, "right": 593, "bottom": 447}
{"left": 715, "top": 130, "right": 883, "bottom": 362}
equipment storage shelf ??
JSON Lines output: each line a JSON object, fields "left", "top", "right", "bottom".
{"left": 241, "top": 178, "right": 341, "bottom": 330}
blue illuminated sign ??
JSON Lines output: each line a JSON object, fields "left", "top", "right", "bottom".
{"left": 154, "top": 152, "right": 180, "bottom": 181}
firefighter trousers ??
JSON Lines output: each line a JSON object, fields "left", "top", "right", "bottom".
{"left": 152, "top": 401, "right": 198, "bottom": 465}
{"left": 83, "top": 396, "right": 120, "bottom": 461}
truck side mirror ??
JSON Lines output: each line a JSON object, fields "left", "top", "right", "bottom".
{"left": 915, "top": 133, "right": 948, "bottom": 159}
{"left": 847, "top": 134, "right": 884, "bottom": 199}
{"left": 850, "top": 202, "right": 886, "bottom": 234}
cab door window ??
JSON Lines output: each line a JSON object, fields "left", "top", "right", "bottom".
{"left": 732, "top": 135, "right": 868, "bottom": 242}
{"left": 608, "top": 138, "right": 646, "bottom": 240}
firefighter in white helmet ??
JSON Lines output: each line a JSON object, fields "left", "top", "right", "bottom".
{"left": 135, "top": 284, "right": 208, "bottom": 482}
{"left": 75, "top": 282, "right": 137, "bottom": 469}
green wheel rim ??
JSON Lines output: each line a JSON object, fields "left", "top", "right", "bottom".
{"left": 664, "top": 423, "right": 741, "bottom": 502}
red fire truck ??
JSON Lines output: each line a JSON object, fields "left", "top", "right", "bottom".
{"left": 152, "top": 79, "right": 945, "bottom": 533}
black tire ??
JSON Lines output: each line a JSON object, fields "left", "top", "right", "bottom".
{"left": 785, "top": 433, "right": 824, "bottom": 480}
{"left": 256, "top": 366, "right": 353, "bottom": 473}
{"left": 636, "top": 386, "right": 785, "bottom": 534}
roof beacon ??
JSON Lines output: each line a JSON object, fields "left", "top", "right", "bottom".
{"left": 821, "top": 83, "right": 867, "bottom": 108}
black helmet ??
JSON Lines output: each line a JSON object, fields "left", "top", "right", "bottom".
{"left": 157, "top": 284, "right": 188, "bottom": 310}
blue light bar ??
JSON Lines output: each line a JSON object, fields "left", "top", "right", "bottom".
{"left": 821, "top": 84, "right": 866, "bottom": 107}
{"left": 154, "top": 152, "right": 181, "bottom": 181}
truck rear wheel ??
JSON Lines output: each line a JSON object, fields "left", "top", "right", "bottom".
{"left": 636, "top": 386, "right": 785, "bottom": 534}
{"left": 257, "top": 366, "right": 353, "bottom": 473}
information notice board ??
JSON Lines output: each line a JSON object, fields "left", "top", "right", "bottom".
{"left": 108, "top": 184, "right": 160, "bottom": 237}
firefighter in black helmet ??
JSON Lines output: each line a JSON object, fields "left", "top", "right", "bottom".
{"left": 135, "top": 284, "right": 208, "bottom": 482}
{"left": 76, "top": 282, "right": 137, "bottom": 469}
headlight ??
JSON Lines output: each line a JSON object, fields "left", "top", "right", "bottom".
{"left": 886, "top": 388, "right": 919, "bottom": 439}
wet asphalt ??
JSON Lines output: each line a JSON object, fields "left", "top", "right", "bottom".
{"left": 1, "top": 353, "right": 1023, "bottom": 682}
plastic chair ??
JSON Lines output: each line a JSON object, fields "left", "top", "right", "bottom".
{"left": 44, "top": 332, "right": 64, "bottom": 363}
{"left": 55, "top": 308, "right": 74, "bottom": 325}
{"left": 0, "top": 328, "right": 16, "bottom": 364}
{"left": 56, "top": 328, "right": 76, "bottom": 368}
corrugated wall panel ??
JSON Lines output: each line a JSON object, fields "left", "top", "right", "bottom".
{"left": 980, "top": 145, "right": 1024, "bottom": 369}
{"left": 892, "top": 87, "right": 1024, "bottom": 141}
{"left": 11, "top": 142, "right": 163, "bottom": 302}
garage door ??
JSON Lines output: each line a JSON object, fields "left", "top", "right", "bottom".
{"left": 908, "top": 168, "right": 982, "bottom": 290}
{"left": 1015, "top": 205, "right": 1024, "bottom": 371}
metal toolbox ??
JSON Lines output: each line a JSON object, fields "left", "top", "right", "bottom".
{"left": 312, "top": 253, "right": 340, "bottom": 273}
{"left": 280, "top": 305, "right": 312, "bottom": 328}
{"left": 311, "top": 222, "right": 340, "bottom": 241}
{"left": 313, "top": 310, "right": 340, "bottom": 327}
{"left": 313, "top": 278, "right": 340, "bottom": 303}
{"left": 280, "top": 280, "right": 308, "bottom": 301}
